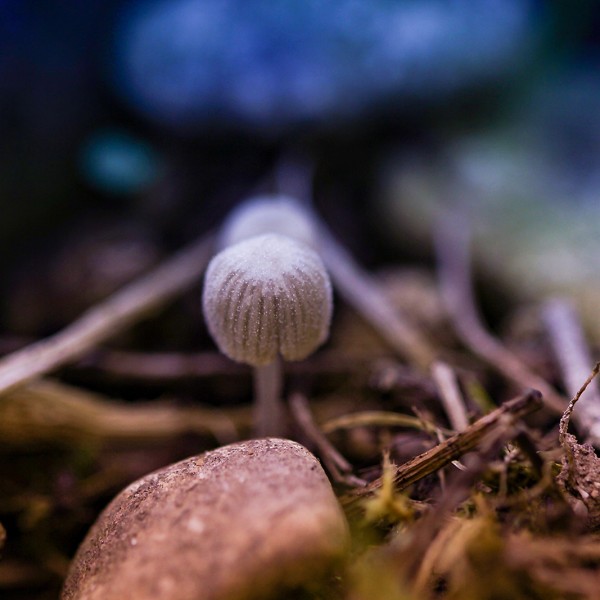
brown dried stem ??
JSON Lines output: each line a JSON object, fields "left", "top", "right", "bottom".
{"left": 341, "top": 389, "right": 543, "bottom": 510}
{"left": 558, "top": 362, "right": 600, "bottom": 450}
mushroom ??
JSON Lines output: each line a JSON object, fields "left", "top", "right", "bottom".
{"left": 202, "top": 233, "right": 332, "bottom": 436}
{"left": 203, "top": 192, "right": 436, "bottom": 435}
{"left": 218, "top": 194, "right": 318, "bottom": 250}
{"left": 215, "top": 194, "right": 436, "bottom": 369}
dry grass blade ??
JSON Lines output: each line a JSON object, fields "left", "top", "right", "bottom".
{"left": 321, "top": 411, "right": 452, "bottom": 436}
{"left": 0, "top": 379, "right": 246, "bottom": 446}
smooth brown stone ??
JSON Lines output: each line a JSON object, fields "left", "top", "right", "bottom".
{"left": 62, "top": 438, "right": 349, "bottom": 600}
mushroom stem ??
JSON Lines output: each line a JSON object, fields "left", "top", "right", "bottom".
{"left": 253, "top": 357, "right": 285, "bottom": 437}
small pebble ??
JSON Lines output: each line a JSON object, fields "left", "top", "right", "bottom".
{"left": 62, "top": 438, "right": 349, "bottom": 600}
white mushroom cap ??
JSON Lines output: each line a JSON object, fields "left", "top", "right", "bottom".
{"left": 218, "top": 195, "right": 318, "bottom": 250}
{"left": 203, "top": 233, "right": 332, "bottom": 366}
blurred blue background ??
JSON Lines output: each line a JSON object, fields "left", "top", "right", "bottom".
{"left": 0, "top": 0, "right": 599, "bottom": 335}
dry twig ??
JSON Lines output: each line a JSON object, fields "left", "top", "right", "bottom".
{"left": 431, "top": 360, "right": 469, "bottom": 431}
{"left": 319, "top": 225, "right": 436, "bottom": 370}
{"left": 0, "top": 233, "right": 215, "bottom": 396}
{"left": 289, "top": 391, "right": 365, "bottom": 486}
{"left": 434, "top": 211, "right": 565, "bottom": 413}
{"left": 342, "top": 389, "right": 543, "bottom": 510}
{"left": 78, "top": 349, "right": 363, "bottom": 381}
{"left": 543, "top": 299, "right": 600, "bottom": 445}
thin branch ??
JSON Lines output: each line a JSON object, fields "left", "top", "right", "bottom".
{"left": 341, "top": 389, "right": 543, "bottom": 510}
{"left": 434, "top": 211, "right": 565, "bottom": 413}
{"left": 77, "top": 349, "right": 364, "bottom": 381}
{"left": 543, "top": 299, "right": 600, "bottom": 445}
{"left": 0, "top": 233, "right": 215, "bottom": 396}
{"left": 319, "top": 225, "right": 436, "bottom": 370}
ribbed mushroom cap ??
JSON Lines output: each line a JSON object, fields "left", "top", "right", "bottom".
{"left": 203, "top": 233, "right": 332, "bottom": 366}
{"left": 219, "top": 195, "right": 318, "bottom": 250}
